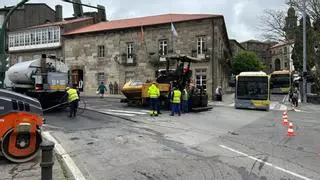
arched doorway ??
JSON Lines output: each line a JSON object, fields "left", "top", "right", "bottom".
{"left": 274, "top": 59, "right": 281, "bottom": 71}
{"left": 71, "top": 69, "right": 84, "bottom": 91}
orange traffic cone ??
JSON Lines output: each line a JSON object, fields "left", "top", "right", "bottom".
{"left": 282, "top": 114, "right": 289, "bottom": 125}
{"left": 287, "top": 121, "right": 295, "bottom": 136}
{"left": 282, "top": 111, "right": 287, "bottom": 116}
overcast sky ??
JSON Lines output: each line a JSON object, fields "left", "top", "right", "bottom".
{"left": 1, "top": 0, "right": 289, "bottom": 42}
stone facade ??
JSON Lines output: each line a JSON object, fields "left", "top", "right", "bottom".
{"left": 269, "top": 41, "right": 295, "bottom": 72}
{"left": 229, "top": 39, "right": 245, "bottom": 56}
{"left": 240, "top": 40, "right": 276, "bottom": 67}
{"left": 64, "top": 16, "right": 232, "bottom": 99}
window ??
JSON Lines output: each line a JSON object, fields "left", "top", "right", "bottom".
{"left": 284, "top": 62, "right": 288, "bottom": 68}
{"left": 53, "top": 27, "right": 59, "bottom": 42}
{"left": 48, "top": 28, "right": 53, "bottom": 43}
{"left": 159, "top": 39, "right": 168, "bottom": 56}
{"left": 98, "top": 45, "right": 105, "bottom": 58}
{"left": 35, "top": 29, "right": 41, "bottom": 44}
{"left": 97, "top": 72, "right": 104, "bottom": 84}
{"left": 30, "top": 31, "right": 35, "bottom": 45}
{"left": 195, "top": 68, "right": 207, "bottom": 90}
{"left": 25, "top": 33, "right": 30, "bottom": 45}
{"left": 9, "top": 35, "right": 14, "bottom": 47}
{"left": 19, "top": 33, "right": 24, "bottom": 46}
{"left": 42, "top": 29, "right": 48, "bottom": 44}
{"left": 197, "top": 36, "right": 206, "bottom": 55}
{"left": 127, "top": 42, "right": 133, "bottom": 63}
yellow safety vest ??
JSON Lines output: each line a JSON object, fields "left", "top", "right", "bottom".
{"left": 172, "top": 90, "right": 181, "bottom": 103}
{"left": 183, "top": 89, "right": 188, "bottom": 101}
{"left": 148, "top": 84, "right": 159, "bottom": 99}
{"left": 67, "top": 88, "right": 79, "bottom": 102}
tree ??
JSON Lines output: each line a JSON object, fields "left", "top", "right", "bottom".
{"left": 232, "top": 51, "right": 265, "bottom": 75}
{"left": 287, "top": 0, "right": 320, "bottom": 21}
{"left": 291, "top": 15, "right": 315, "bottom": 72}
{"left": 258, "top": 9, "right": 287, "bottom": 41}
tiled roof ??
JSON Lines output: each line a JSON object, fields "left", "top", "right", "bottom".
{"left": 28, "top": 17, "right": 93, "bottom": 29}
{"left": 64, "top": 13, "right": 220, "bottom": 35}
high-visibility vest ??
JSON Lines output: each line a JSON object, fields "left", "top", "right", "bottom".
{"left": 148, "top": 84, "right": 159, "bottom": 98}
{"left": 183, "top": 89, "right": 188, "bottom": 101}
{"left": 172, "top": 90, "right": 181, "bottom": 103}
{"left": 67, "top": 88, "right": 79, "bottom": 102}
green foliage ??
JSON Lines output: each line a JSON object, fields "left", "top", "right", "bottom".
{"left": 292, "top": 15, "right": 315, "bottom": 73}
{"left": 231, "top": 51, "right": 265, "bottom": 75}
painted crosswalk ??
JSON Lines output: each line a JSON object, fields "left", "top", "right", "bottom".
{"left": 86, "top": 107, "right": 148, "bottom": 117}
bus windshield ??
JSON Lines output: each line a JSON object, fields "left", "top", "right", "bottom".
{"left": 237, "top": 76, "right": 269, "bottom": 100}
{"left": 271, "top": 74, "right": 290, "bottom": 87}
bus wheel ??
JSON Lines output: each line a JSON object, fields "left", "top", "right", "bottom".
{"left": 1, "top": 129, "right": 42, "bottom": 163}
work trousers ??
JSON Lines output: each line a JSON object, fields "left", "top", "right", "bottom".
{"left": 182, "top": 100, "right": 188, "bottom": 113}
{"left": 171, "top": 103, "right": 181, "bottom": 116}
{"left": 150, "top": 98, "right": 158, "bottom": 115}
{"left": 69, "top": 99, "right": 79, "bottom": 117}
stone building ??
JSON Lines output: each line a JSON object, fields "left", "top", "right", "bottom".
{"left": 269, "top": 41, "right": 295, "bottom": 72}
{"left": 229, "top": 39, "right": 245, "bottom": 56}
{"left": 63, "top": 14, "right": 232, "bottom": 99}
{"left": 240, "top": 40, "right": 276, "bottom": 67}
{"left": 0, "top": 3, "right": 56, "bottom": 31}
{"left": 7, "top": 16, "right": 94, "bottom": 64}
{"left": 283, "top": 6, "right": 297, "bottom": 41}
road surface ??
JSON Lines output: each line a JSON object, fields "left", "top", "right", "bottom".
{"left": 37, "top": 93, "right": 320, "bottom": 180}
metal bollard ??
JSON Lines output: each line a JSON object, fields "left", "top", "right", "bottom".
{"left": 40, "top": 140, "right": 55, "bottom": 180}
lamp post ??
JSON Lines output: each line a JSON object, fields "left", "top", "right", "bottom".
{"left": 302, "top": 0, "right": 307, "bottom": 103}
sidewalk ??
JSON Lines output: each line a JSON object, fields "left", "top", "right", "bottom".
{"left": 0, "top": 152, "right": 69, "bottom": 180}
{"left": 211, "top": 93, "right": 235, "bottom": 107}
{"left": 81, "top": 91, "right": 125, "bottom": 99}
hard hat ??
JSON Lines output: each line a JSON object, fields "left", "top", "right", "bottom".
{"left": 66, "top": 87, "right": 70, "bottom": 90}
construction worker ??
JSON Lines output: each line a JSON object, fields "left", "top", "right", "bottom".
{"left": 156, "top": 83, "right": 161, "bottom": 114}
{"left": 148, "top": 82, "right": 160, "bottom": 116}
{"left": 66, "top": 86, "right": 79, "bottom": 118}
{"left": 170, "top": 87, "right": 181, "bottom": 116}
{"left": 182, "top": 88, "right": 189, "bottom": 113}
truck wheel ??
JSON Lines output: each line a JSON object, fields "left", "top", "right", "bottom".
{"left": 1, "top": 129, "right": 42, "bottom": 163}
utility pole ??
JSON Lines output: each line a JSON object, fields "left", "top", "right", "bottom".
{"left": 302, "top": 0, "right": 307, "bottom": 103}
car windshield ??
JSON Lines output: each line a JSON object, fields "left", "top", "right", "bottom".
{"left": 237, "top": 76, "right": 269, "bottom": 100}
{"left": 271, "top": 74, "right": 290, "bottom": 87}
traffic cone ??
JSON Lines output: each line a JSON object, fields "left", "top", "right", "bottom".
{"left": 287, "top": 121, "right": 296, "bottom": 136}
{"left": 282, "top": 114, "right": 289, "bottom": 125}
{"left": 282, "top": 111, "right": 287, "bottom": 117}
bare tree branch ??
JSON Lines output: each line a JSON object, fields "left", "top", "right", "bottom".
{"left": 257, "top": 9, "right": 286, "bottom": 41}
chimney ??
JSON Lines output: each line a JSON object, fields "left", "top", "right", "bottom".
{"left": 73, "top": 0, "right": 83, "bottom": 17}
{"left": 55, "top": 5, "right": 63, "bottom": 22}
{"left": 97, "top": 5, "right": 106, "bottom": 21}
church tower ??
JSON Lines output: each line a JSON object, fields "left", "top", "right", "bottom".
{"left": 283, "top": 5, "right": 297, "bottom": 40}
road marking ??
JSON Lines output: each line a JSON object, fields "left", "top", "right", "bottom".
{"left": 105, "top": 109, "right": 147, "bottom": 115}
{"left": 100, "top": 111, "right": 136, "bottom": 117}
{"left": 282, "top": 95, "right": 288, "bottom": 103}
{"left": 219, "top": 144, "right": 312, "bottom": 180}
{"left": 42, "top": 132, "right": 87, "bottom": 180}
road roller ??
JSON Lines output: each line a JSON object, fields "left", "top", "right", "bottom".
{"left": 0, "top": 89, "right": 43, "bottom": 163}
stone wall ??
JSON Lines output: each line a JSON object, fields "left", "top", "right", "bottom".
{"left": 64, "top": 18, "right": 231, "bottom": 99}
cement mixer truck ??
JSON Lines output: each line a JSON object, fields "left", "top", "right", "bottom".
{"left": 4, "top": 54, "right": 69, "bottom": 109}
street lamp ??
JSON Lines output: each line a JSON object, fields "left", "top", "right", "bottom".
{"left": 302, "top": 0, "right": 307, "bottom": 103}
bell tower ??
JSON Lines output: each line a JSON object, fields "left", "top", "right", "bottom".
{"left": 283, "top": 2, "right": 297, "bottom": 40}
